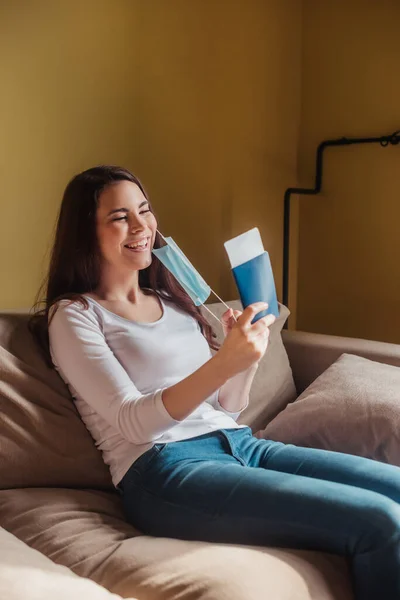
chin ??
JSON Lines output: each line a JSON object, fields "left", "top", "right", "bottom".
{"left": 127, "top": 255, "right": 152, "bottom": 270}
{"left": 142, "top": 255, "right": 153, "bottom": 269}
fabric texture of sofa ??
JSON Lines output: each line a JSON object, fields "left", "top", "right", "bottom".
{"left": 1, "top": 301, "right": 399, "bottom": 599}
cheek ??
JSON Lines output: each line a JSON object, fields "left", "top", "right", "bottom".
{"left": 96, "top": 224, "right": 123, "bottom": 253}
{"left": 149, "top": 214, "right": 158, "bottom": 233}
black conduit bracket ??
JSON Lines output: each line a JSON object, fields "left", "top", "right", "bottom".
{"left": 282, "top": 129, "right": 400, "bottom": 328}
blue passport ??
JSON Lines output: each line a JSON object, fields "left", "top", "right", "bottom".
{"left": 233, "top": 252, "right": 279, "bottom": 323}
{"left": 224, "top": 228, "right": 280, "bottom": 324}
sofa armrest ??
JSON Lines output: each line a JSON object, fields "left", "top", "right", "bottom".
{"left": 282, "top": 330, "right": 400, "bottom": 394}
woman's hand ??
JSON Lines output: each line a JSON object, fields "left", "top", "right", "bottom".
{"left": 216, "top": 302, "right": 276, "bottom": 379}
{"left": 221, "top": 307, "right": 243, "bottom": 337}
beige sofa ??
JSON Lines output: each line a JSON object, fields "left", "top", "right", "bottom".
{"left": 1, "top": 303, "right": 399, "bottom": 600}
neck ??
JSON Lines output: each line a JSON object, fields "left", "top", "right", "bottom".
{"left": 94, "top": 265, "right": 144, "bottom": 303}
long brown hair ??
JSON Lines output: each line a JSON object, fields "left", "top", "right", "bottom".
{"left": 29, "top": 165, "right": 218, "bottom": 365}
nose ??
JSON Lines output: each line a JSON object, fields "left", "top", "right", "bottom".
{"left": 130, "top": 214, "right": 146, "bottom": 233}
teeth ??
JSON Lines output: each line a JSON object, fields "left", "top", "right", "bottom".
{"left": 126, "top": 239, "right": 148, "bottom": 249}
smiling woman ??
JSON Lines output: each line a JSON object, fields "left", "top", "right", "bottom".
{"left": 29, "top": 165, "right": 218, "bottom": 366}
{"left": 28, "top": 165, "right": 400, "bottom": 600}
{"left": 83, "top": 180, "right": 159, "bottom": 323}
{"left": 92, "top": 180, "right": 157, "bottom": 296}
{"left": 108, "top": 207, "right": 152, "bottom": 253}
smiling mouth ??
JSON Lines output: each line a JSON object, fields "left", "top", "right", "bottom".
{"left": 124, "top": 238, "right": 150, "bottom": 252}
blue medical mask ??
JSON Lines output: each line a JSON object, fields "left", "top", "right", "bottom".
{"left": 152, "top": 235, "right": 210, "bottom": 306}
{"left": 152, "top": 232, "right": 231, "bottom": 325}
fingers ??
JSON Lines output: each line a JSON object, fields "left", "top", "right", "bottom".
{"left": 252, "top": 313, "right": 276, "bottom": 335}
{"left": 258, "top": 313, "right": 276, "bottom": 328}
{"left": 238, "top": 302, "right": 269, "bottom": 328}
{"left": 230, "top": 309, "right": 242, "bottom": 323}
{"left": 222, "top": 308, "right": 242, "bottom": 326}
{"left": 221, "top": 308, "right": 233, "bottom": 323}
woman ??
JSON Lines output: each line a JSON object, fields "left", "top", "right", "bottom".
{"left": 31, "top": 165, "right": 400, "bottom": 600}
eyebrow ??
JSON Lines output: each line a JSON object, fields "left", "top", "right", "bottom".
{"left": 107, "top": 201, "right": 149, "bottom": 216}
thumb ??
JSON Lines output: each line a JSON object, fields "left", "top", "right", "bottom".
{"left": 222, "top": 308, "right": 233, "bottom": 322}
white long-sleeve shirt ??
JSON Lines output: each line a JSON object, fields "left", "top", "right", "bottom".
{"left": 48, "top": 295, "right": 244, "bottom": 486}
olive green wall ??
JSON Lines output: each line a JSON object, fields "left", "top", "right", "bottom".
{"left": 297, "top": 0, "right": 400, "bottom": 343}
{"left": 0, "top": 0, "right": 302, "bottom": 315}
{"left": 130, "top": 1, "right": 302, "bottom": 310}
{"left": 0, "top": 0, "right": 140, "bottom": 307}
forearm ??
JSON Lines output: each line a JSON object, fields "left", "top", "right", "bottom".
{"left": 217, "top": 363, "right": 259, "bottom": 414}
{"left": 162, "top": 354, "right": 231, "bottom": 421}
{"left": 163, "top": 301, "right": 271, "bottom": 421}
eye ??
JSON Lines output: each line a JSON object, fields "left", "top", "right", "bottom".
{"left": 112, "top": 216, "right": 128, "bottom": 222}
{"left": 140, "top": 209, "right": 151, "bottom": 214}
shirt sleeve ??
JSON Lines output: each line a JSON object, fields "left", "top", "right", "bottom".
{"left": 206, "top": 390, "right": 247, "bottom": 421}
{"left": 48, "top": 301, "right": 179, "bottom": 444}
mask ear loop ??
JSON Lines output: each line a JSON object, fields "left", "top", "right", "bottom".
{"left": 156, "top": 230, "right": 238, "bottom": 326}
{"left": 200, "top": 303, "right": 224, "bottom": 326}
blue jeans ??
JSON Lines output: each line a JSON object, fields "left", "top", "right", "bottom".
{"left": 118, "top": 427, "right": 400, "bottom": 600}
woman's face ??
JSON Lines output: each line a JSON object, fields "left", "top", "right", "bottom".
{"left": 96, "top": 180, "right": 157, "bottom": 272}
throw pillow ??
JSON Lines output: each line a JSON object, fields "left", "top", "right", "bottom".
{"left": 263, "top": 353, "right": 400, "bottom": 464}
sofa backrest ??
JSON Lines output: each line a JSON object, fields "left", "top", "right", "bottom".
{"left": 0, "top": 313, "right": 112, "bottom": 490}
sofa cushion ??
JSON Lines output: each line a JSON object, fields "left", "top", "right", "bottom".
{"left": 264, "top": 353, "right": 400, "bottom": 464}
{"left": 0, "top": 525, "right": 134, "bottom": 600}
{"left": 0, "top": 487, "right": 352, "bottom": 600}
{"left": 204, "top": 301, "right": 297, "bottom": 431}
{"left": 0, "top": 313, "right": 111, "bottom": 490}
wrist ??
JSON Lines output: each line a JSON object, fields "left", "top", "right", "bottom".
{"left": 211, "top": 351, "right": 236, "bottom": 382}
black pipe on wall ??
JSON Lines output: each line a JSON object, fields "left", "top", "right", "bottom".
{"left": 282, "top": 130, "right": 400, "bottom": 328}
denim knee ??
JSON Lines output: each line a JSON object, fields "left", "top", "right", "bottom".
{"left": 352, "top": 495, "right": 400, "bottom": 555}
